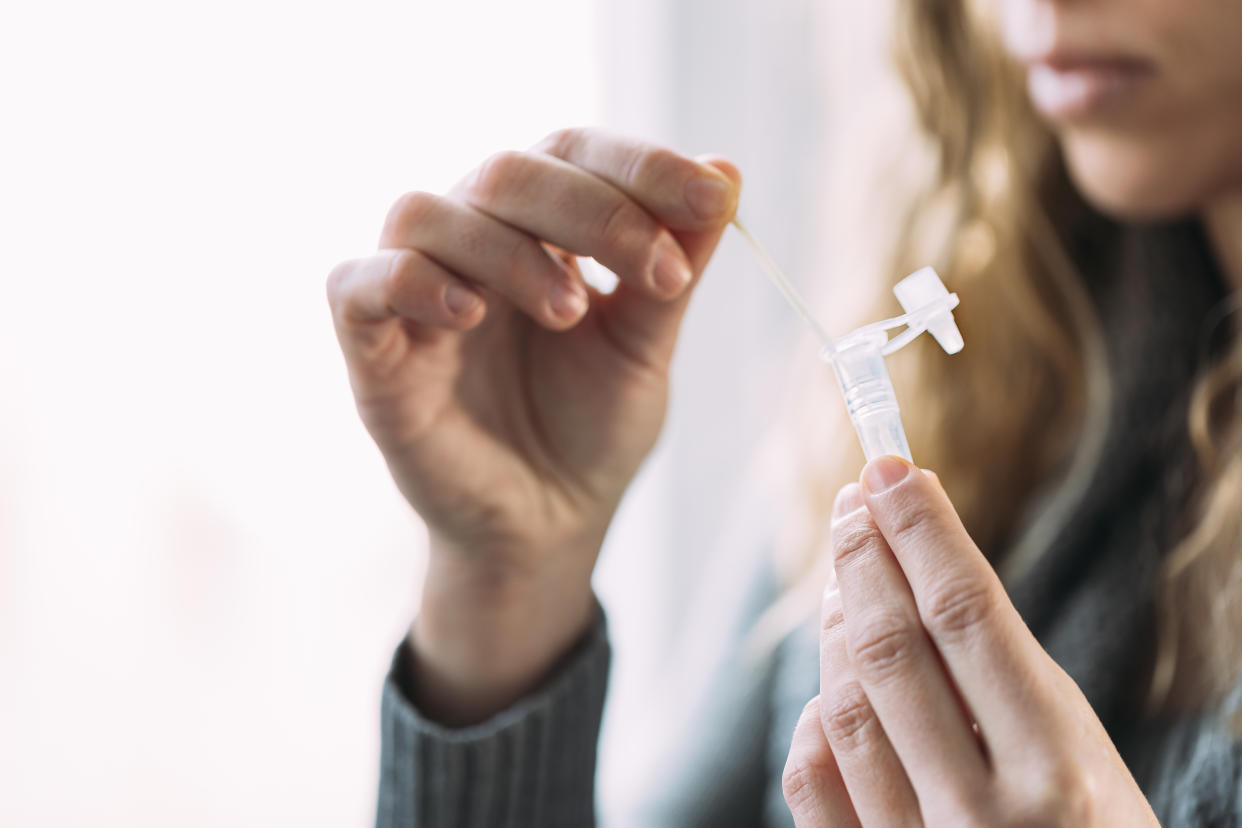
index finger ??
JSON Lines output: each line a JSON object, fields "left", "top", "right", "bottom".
{"left": 533, "top": 127, "right": 740, "bottom": 231}
{"left": 858, "top": 456, "right": 1059, "bottom": 752}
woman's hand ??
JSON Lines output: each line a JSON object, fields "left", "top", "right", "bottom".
{"left": 783, "top": 456, "right": 1158, "bottom": 826}
{"left": 326, "top": 128, "right": 740, "bottom": 724}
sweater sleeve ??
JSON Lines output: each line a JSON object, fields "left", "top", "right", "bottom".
{"left": 1146, "top": 709, "right": 1242, "bottom": 827}
{"left": 1132, "top": 680, "right": 1242, "bottom": 827}
{"left": 375, "top": 608, "right": 611, "bottom": 828}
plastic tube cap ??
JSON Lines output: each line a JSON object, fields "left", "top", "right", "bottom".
{"left": 893, "top": 267, "right": 964, "bottom": 355}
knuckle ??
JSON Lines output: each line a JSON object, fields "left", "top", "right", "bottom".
{"left": 797, "top": 696, "right": 822, "bottom": 725}
{"left": 930, "top": 789, "right": 993, "bottom": 828}
{"left": 385, "top": 190, "right": 439, "bottom": 234}
{"left": 615, "top": 142, "right": 646, "bottom": 189}
{"left": 923, "top": 772, "right": 999, "bottom": 826}
{"left": 536, "top": 126, "right": 582, "bottom": 158}
{"left": 457, "top": 210, "right": 523, "bottom": 269}
{"left": 781, "top": 757, "right": 826, "bottom": 812}
{"left": 1007, "top": 767, "right": 1094, "bottom": 827}
{"left": 831, "top": 517, "right": 886, "bottom": 568}
{"left": 821, "top": 600, "right": 845, "bottom": 636}
{"left": 454, "top": 217, "right": 488, "bottom": 260}
{"left": 595, "top": 196, "right": 646, "bottom": 252}
{"left": 849, "top": 614, "right": 921, "bottom": 682}
{"left": 885, "top": 498, "right": 942, "bottom": 547}
{"left": 624, "top": 145, "right": 680, "bottom": 189}
{"left": 498, "top": 230, "right": 534, "bottom": 275}
{"left": 923, "top": 578, "right": 997, "bottom": 641}
{"left": 1057, "top": 777, "right": 1094, "bottom": 826}
{"left": 325, "top": 258, "right": 357, "bottom": 308}
{"left": 379, "top": 249, "right": 421, "bottom": 303}
{"left": 819, "top": 683, "right": 877, "bottom": 748}
{"left": 468, "top": 150, "right": 527, "bottom": 205}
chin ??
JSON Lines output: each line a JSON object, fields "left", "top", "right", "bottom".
{"left": 1059, "top": 132, "right": 1206, "bottom": 223}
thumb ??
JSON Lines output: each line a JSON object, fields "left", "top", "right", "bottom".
{"left": 595, "top": 156, "right": 741, "bottom": 368}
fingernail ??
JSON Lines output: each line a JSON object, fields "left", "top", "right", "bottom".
{"left": 684, "top": 176, "right": 732, "bottom": 219}
{"left": 862, "top": 455, "right": 913, "bottom": 494}
{"left": 549, "top": 280, "right": 588, "bottom": 321}
{"left": 652, "top": 244, "right": 691, "bottom": 296}
{"left": 832, "top": 482, "right": 864, "bottom": 518}
{"left": 445, "top": 282, "right": 481, "bottom": 316}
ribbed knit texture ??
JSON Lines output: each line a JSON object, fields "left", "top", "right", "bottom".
{"left": 376, "top": 611, "right": 609, "bottom": 828}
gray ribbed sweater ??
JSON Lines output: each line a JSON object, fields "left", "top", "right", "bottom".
{"left": 375, "top": 220, "right": 1242, "bottom": 827}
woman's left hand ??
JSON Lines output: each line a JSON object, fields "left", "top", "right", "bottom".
{"left": 782, "top": 455, "right": 1159, "bottom": 827}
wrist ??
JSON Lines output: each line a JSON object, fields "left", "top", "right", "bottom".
{"left": 408, "top": 546, "right": 597, "bottom": 726}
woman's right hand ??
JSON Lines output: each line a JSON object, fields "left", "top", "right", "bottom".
{"left": 326, "top": 128, "right": 741, "bottom": 723}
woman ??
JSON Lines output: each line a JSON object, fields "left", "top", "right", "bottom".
{"left": 326, "top": 0, "right": 1242, "bottom": 824}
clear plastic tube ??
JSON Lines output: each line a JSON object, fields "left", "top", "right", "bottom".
{"left": 732, "top": 219, "right": 963, "bottom": 464}
{"left": 827, "top": 330, "right": 913, "bottom": 462}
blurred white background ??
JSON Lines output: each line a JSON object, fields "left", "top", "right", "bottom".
{"left": 0, "top": 1, "right": 891, "bottom": 824}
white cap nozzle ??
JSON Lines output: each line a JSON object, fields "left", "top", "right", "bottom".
{"left": 893, "top": 267, "right": 964, "bottom": 355}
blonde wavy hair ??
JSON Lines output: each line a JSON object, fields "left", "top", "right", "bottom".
{"left": 762, "top": 0, "right": 1242, "bottom": 713}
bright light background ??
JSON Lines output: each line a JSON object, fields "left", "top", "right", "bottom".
{"left": 0, "top": 1, "right": 601, "bottom": 825}
{"left": 0, "top": 1, "right": 896, "bottom": 824}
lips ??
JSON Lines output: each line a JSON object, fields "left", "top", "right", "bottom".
{"left": 1021, "top": 53, "right": 1157, "bottom": 121}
